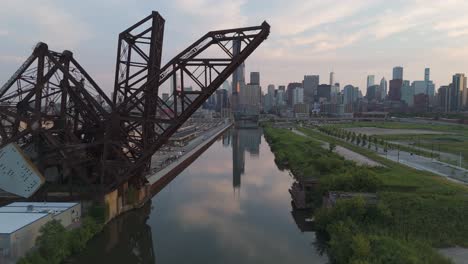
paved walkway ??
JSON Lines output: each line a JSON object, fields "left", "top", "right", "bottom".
{"left": 291, "top": 129, "right": 382, "bottom": 167}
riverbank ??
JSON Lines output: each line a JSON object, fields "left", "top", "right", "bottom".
{"left": 147, "top": 121, "right": 233, "bottom": 195}
{"left": 263, "top": 125, "right": 468, "bottom": 264}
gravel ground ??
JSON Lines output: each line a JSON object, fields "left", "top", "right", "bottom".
{"left": 438, "top": 247, "right": 468, "bottom": 264}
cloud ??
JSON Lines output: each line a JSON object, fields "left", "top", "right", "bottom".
{"left": 0, "top": 55, "right": 27, "bottom": 64}
{"left": 0, "top": 0, "right": 92, "bottom": 49}
{"left": 269, "top": 0, "right": 374, "bottom": 36}
{"left": 173, "top": 0, "right": 248, "bottom": 29}
{"left": 0, "top": 29, "right": 8, "bottom": 36}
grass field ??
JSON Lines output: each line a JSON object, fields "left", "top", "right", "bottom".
{"left": 264, "top": 124, "right": 468, "bottom": 264}
{"left": 332, "top": 121, "right": 468, "bottom": 165}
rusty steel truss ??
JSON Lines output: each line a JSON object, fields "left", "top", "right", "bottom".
{"left": 0, "top": 11, "right": 270, "bottom": 193}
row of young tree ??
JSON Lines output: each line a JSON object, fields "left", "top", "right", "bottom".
{"left": 318, "top": 126, "right": 392, "bottom": 153}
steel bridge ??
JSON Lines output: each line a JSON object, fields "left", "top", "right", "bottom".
{"left": 0, "top": 11, "right": 270, "bottom": 195}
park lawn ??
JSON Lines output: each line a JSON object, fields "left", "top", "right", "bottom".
{"left": 298, "top": 127, "right": 468, "bottom": 196}
{"left": 330, "top": 121, "right": 468, "bottom": 165}
{"left": 332, "top": 121, "right": 468, "bottom": 135}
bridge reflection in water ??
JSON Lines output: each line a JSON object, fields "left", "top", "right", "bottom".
{"left": 69, "top": 128, "right": 327, "bottom": 264}
{"left": 69, "top": 202, "right": 155, "bottom": 263}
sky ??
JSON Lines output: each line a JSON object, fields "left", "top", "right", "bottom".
{"left": 1, "top": 0, "right": 468, "bottom": 94}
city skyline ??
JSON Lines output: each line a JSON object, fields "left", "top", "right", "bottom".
{"left": 1, "top": 1, "right": 468, "bottom": 93}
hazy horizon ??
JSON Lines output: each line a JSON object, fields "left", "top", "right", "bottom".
{"left": 1, "top": 0, "right": 468, "bottom": 94}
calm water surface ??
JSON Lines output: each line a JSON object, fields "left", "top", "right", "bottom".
{"left": 70, "top": 128, "right": 327, "bottom": 263}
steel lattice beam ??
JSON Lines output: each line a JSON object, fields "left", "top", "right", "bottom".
{"left": 0, "top": 11, "right": 270, "bottom": 193}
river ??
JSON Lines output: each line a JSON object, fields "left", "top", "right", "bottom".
{"left": 69, "top": 128, "right": 327, "bottom": 263}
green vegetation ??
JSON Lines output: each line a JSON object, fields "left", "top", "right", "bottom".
{"left": 332, "top": 121, "right": 468, "bottom": 166}
{"left": 264, "top": 124, "right": 468, "bottom": 264}
{"left": 17, "top": 207, "right": 104, "bottom": 264}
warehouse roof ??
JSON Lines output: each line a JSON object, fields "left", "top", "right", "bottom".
{"left": 0, "top": 202, "right": 79, "bottom": 215}
{"left": 0, "top": 202, "right": 80, "bottom": 234}
{"left": 0, "top": 212, "right": 49, "bottom": 234}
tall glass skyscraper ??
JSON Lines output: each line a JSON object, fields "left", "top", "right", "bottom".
{"left": 393, "top": 66, "right": 403, "bottom": 80}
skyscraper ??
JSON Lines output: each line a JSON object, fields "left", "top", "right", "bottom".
{"left": 393, "top": 66, "right": 403, "bottom": 80}
{"left": 303, "top": 75, "right": 319, "bottom": 106}
{"left": 380, "top": 77, "right": 387, "bottom": 99}
{"left": 438, "top": 85, "right": 451, "bottom": 112}
{"left": 292, "top": 87, "right": 304, "bottom": 105}
{"left": 367, "top": 75, "right": 375, "bottom": 88}
{"left": 425, "top": 68, "right": 430, "bottom": 82}
{"left": 366, "top": 85, "right": 380, "bottom": 101}
{"left": 401, "top": 81, "right": 415, "bottom": 106}
{"left": 232, "top": 39, "right": 245, "bottom": 98}
{"left": 452, "top": 73, "right": 467, "bottom": 111}
{"left": 231, "top": 40, "right": 246, "bottom": 112}
{"left": 317, "top": 84, "right": 332, "bottom": 102}
{"left": 287, "top": 82, "right": 302, "bottom": 107}
{"left": 250, "top": 72, "right": 260, "bottom": 85}
{"left": 329, "top": 72, "right": 335, "bottom": 86}
{"left": 343, "top": 85, "right": 356, "bottom": 104}
{"left": 389, "top": 79, "right": 403, "bottom": 101}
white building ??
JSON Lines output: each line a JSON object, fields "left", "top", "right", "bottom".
{"left": 380, "top": 77, "right": 387, "bottom": 99}
{"left": 292, "top": 87, "right": 304, "bottom": 105}
{"left": 0, "top": 202, "right": 81, "bottom": 263}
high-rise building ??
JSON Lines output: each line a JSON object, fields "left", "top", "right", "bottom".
{"left": 401, "top": 82, "right": 415, "bottom": 106}
{"left": 278, "top": 85, "right": 285, "bottom": 92}
{"left": 267, "top": 84, "right": 275, "bottom": 95}
{"left": 366, "top": 85, "right": 380, "bottom": 101}
{"left": 438, "top": 85, "right": 451, "bottom": 112}
{"left": 239, "top": 83, "right": 261, "bottom": 110}
{"left": 232, "top": 40, "right": 245, "bottom": 94}
{"left": 380, "top": 77, "right": 387, "bottom": 100}
{"left": 215, "top": 89, "right": 228, "bottom": 112}
{"left": 329, "top": 72, "right": 335, "bottom": 86}
{"left": 389, "top": 79, "right": 403, "bottom": 101}
{"left": 343, "top": 85, "right": 356, "bottom": 104}
{"left": 425, "top": 68, "right": 430, "bottom": 82}
{"left": 317, "top": 84, "right": 331, "bottom": 102}
{"left": 276, "top": 90, "right": 285, "bottom": 107}
{"left": 367, "top": 75, "right": 375, "bottom": 88}
{"left": 393, "top": 66, "right": 403, "bottom": 80}
{"left": 250, "top": 72, "right": 260, "bottom": 85}
{"left": 231, "top": 39, "right": 245, "bottom": 111}
{"left": 287, "top": 82, "right": 302, "bottom": 107}
{"left": 263, "top": 84, "right": 276, "bottom": 113}
{"left": 293, "top": 87, "right": 304, "bottom": 105}
{"left": 412, "top": 81, "right": 428, "bottom": 95}
{"left": 303, "top": 75, "right": 319, "bottom": 105}
{"left": 451, "top": 73, "right": 467, "bottom": 111}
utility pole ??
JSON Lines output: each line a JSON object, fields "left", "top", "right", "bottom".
{"left": 460, "top": 152, "right": 462, "bottom": 168}
{"left": 397, "top": 145, "right": 400, "bottom": 163}
{"left": 431, "top": 143, "right": 434, "bottom": 161}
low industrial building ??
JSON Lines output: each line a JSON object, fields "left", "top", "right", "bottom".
{"left": 0, "top": 202, "right": 81, "bottom": 263}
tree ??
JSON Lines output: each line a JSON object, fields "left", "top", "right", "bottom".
{"left": 357, "top": 137, "right": 361, "bottom": 146}
{"left": 36, "top": 220, "right": 70, "bottom": 264}
{"left": 368, "top": 142, "right": 372, "bottom": 149}
{"left": 330, "top": 142, "right": 337, "bottom": 153}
